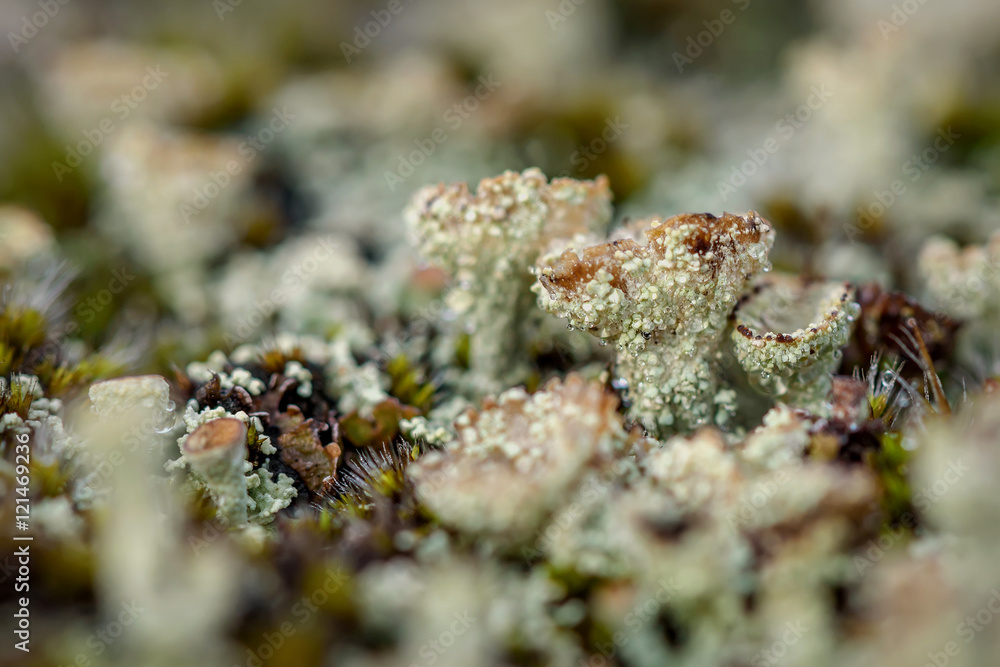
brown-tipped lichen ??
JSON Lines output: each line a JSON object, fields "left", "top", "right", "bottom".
{"left": 534, "top": 211, "right": 774, "bottom": 434}
{"left": 731, "top": 277, "right": 860, "bottom": 415}
{"left": 182, "top": 418, "right": 251, "bottom": 526}
{"left": 406, "top": 168, "right": 612, "bottom": 388}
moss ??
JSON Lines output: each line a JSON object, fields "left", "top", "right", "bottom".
{"left": 871, "top": 430, "right": 914, "bottom": 528}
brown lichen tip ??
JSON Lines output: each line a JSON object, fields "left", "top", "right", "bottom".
{"left": 533, "top": 211, "right": 774, "bottom": 433}
{"left": 731, "top": 275, "right": 860, "bottom": 414}
{"left": 183, "top": 417, "right": 250, "bottom": 526}
{"left": 536, "top": 211, "right": 772, "bottom": 347}
{"left": 407, "top": 374, "right": 627, "bottom": 540}
{"left": 183, "top": 417, "right": 248, "bottom": 457}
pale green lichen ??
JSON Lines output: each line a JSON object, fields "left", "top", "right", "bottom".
{"left": 407, "top": 374, "right": 627, "bottom": 541}
{"left": 186, "top": 351, "right": 266, "bottom": 396}
{"left": 731, "top": 277, "right": 859, "bottom": 416}
{"left": 169, "top": 400, "right": 295, "bottom": 525}
{"left": 89, "top": 374, "right": 174, "bottom": 423}
{"left": 182, "top": 418, "right": 251, "bottom": 526}
{"left": 244, "top": 464, "right": 297, "bottom": 524}
{"left": 324, "top": 337, "right": 390, "bottom": 417}
{"left": 919, "top": 231, "right": 1000, "bottom": 363}
{"left": 738, "top": 403, "right": 815, "bottom": 471}
{"left": 406, "top": 168, "right": 612, "bottom": 389}
{"left": 535, "top": 211, "right": 774, "bottom": 434}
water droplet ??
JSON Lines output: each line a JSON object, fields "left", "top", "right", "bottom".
{"left": 598, "top": 339, "right": 608, "bottom": 347}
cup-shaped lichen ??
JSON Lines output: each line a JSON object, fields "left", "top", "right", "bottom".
{"left": 182, "top": 418, "right": 250, "bottom": 526}
{"left": 405, "top": 168, "right": 612, "bottom": 388}
{"left": 731, "top": 276, "right": 859, "bottom": 415}
{"left": 534, "top": 211, "right": 774, "bottom": 434}
{"left": 407, "top": 374, "right": 627, "bottom": 542}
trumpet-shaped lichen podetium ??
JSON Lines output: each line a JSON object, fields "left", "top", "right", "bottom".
{"left": 406, "top": 168, "right": 612, "bottom": 389}
{"left": 535, "top": 211, "right": 774, "bottom": 435}
{"left": 731, "top": 277, "right": 859, "bottom": 415}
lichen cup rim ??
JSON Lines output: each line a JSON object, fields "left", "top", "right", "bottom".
{"left": 731, "top": 276, "right": 858, "bottom": 373}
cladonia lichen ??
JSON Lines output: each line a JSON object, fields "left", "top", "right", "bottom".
{"left": 534, "top": 211, "right": 774, "bottom": 434}
{"left": 731, "top": 277, "right": 860, "bottom": 415}
{"left": 406, "top": 168, "right": 612, "bottom": 390}
{"left": 168, "top": 400, "right": 296, "bottom": 526}
{"left": 407, "top": 374, "right": 628, "bottom": 542}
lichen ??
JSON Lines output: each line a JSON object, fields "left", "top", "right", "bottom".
{"left": 731, "top": 276, "right": 860, "bottom": 415}
{"left": 406, "top": 168, "right": 612, "bottom": 389}
{"left": 168, "top": 399, "right": 296, "bottom": 526}
{"left": 535, "top": 211, "right": 774, "bottom": 434}
{"left": 408, "top": 374, "right": 628, "bottom": 541}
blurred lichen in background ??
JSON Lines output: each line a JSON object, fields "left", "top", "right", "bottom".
{"left": 2, "top": 1, "right": 1000, "bottom": 666}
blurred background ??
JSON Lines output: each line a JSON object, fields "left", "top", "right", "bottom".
{"left": 2, "top": 0, "right": 999, "bottom": 368}
{"left": 3, "top": 1, "right": 1000, "bottom": 666}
